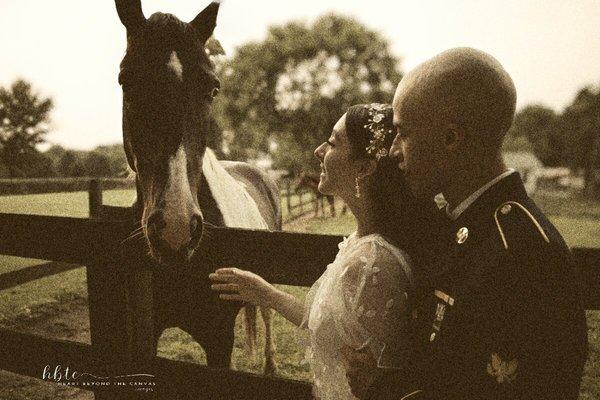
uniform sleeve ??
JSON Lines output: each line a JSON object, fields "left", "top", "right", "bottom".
{"left": 467, "top": 203, "right": 588, "bottom": 400}
{"left": 474, "top": 243, "right": 588, "bottom": 400}
{"left": 338, "top": 240, "right": 413, "bottom": 368}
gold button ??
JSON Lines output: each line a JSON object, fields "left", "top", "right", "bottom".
{"left": 456, "top": 227, "right": 469, "bottom": 244}
{"left": 501, "top": 204, "right": 512, "bottom": 214}
{"left": 429, "top": 332, "right": 436, "bottom": 342}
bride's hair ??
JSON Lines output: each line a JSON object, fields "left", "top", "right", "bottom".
{"left": 345, "top": 104, "right": 431, "bottom": 260}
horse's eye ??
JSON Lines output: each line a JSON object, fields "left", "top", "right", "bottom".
{"left": 211, "top": 87, "right": 220, "bottom": 98}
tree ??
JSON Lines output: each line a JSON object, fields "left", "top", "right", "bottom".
{"left": 0, "top": 79, "right": 53, "bottom": 177}
{"left": 19, "top": 151, "right": 56, "bottom": 177}
{"left": 83, "top": 151, "right": 113, "bottom": 177}
{"left": 57, "top": 150, "right": 86, "bottom": 177}
{"left": 93, "top": 144, "right": 130, "bottom": 177}
{"left": 0, "top": 161, "right": 10, "bottom": 178}
{"left": 562, "top": 86, "right": 600, "bottom": 196}
{"left": 506, "top": 105, "right": 563, "bottom": 166}
{"left": 214, "top": 14, "right": 402, "bottom": 172}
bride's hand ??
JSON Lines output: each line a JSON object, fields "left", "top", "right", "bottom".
{"left": 209, "top": 267, "right": 274, "bottom": 308}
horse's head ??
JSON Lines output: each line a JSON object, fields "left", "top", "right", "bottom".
{"left": 293, "top": 172, "right": 308, "bottom": 192}
{"left": 115, "top": 0, "right": 221, "bottom": 265}
{"left": 294, "top": 172, "right": 319, "bottom": 192}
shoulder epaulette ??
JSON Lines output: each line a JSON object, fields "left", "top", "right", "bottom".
{"left": 493, "top": 201, "right": 550, "bottom": 250}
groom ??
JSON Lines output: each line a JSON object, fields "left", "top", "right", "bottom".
{"left": 344, "top": 47, "right": 588, "bottom": 399}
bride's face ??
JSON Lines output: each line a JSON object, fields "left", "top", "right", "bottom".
{"left": 314, "top": 114, "right": 359, "bottom": 199}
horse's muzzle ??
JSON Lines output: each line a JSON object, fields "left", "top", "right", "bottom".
{"left": 146, "top": 210, "right": 203, "bottom": 265}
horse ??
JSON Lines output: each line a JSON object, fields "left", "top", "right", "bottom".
{"left": 294, "top": 172, "right": 337, "bottom": 217}
{"left": 115, "top": 0, "right": 279, "bottom": 374}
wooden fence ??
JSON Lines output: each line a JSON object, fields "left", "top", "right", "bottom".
{"left": 281, "top": 178, "right": 318, "bottom": 221}
{"left": 0, "top": 181, "right": 598, "bottom": 399}
{"left": 0, "top": 177, "right": 135, "bottom": 196}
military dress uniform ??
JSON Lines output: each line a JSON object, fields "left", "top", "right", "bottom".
{"left": 366, "top": 171, "right": 588, "bottom": 400}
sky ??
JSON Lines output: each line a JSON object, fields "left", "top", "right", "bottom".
{"left": 1, "top": 0, "right": 599, "bottom": 150}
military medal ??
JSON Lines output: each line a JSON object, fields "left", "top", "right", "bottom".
{"left": 430, "top": 290, "right": 455, "bottom": 341}
{"left": 432, "top": 303, "right": 445, "bottom": 331}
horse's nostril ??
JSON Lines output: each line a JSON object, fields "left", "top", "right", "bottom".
{"left": 147, "top": 211, "right": 165, "bottom": 234}
{"left": 190, "top": 214, "right": 203, "bottom": 241}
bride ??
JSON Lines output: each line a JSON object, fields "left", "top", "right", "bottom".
{"left": 209, "top": 104, "right": 428, "bottom": 399}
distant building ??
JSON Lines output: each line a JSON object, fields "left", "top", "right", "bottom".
{"left": 503, "top": 150, "right": 543, "bottom": 194}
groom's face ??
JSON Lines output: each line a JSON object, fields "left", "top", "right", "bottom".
{"left": 391, "top": 81, "right": 445, "bottom": 199}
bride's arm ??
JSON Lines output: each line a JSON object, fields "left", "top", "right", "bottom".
{"left": 209, "top": 267, "right": 306, "bottom": 327}
{"left": 341, "top": 243, "right": 412, "bottom": 346}
{"left": 266, "top": 287, "right": 306, "bottom": 327}
{"left": 340, "top": 242, "right": 413, "bottom": 399}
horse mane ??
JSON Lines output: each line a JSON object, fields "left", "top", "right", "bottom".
{"left": 202, "top": 148, "right": 268, "bottom": 229}
{"left": 147, "top": 12, "right": 187, "bottom": 36}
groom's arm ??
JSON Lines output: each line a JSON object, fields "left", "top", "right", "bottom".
{"left": 344, "top": 350, "right": 425, "bottom": 400}
{"left": 364, "top": 368, "right": 423, "bottom": 400}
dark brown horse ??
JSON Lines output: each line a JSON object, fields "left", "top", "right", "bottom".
{"left": 115, "top": 0, "right": 279, "bottom": 374}
{"left": 295, "top": 172, "right": 337, "bottom": 217}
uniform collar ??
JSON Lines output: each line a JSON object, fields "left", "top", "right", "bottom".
{"left": 453, "top": 170, "right": 527, "bottom": 228}
{"left": 446, "top": 169, "right": 515, "bottom": 220}
{"left": 419, "top": 172, "right": 527, "bottom": 284}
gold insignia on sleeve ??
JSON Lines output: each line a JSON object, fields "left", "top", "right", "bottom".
{"left": 486, "top": 353, "right": 518, "bottom": 383}
{"left": 494, "top": 201, "right": 550, "bottom": 249}
{"left": 455, "top": 227, "right": 469, "bottom": 244}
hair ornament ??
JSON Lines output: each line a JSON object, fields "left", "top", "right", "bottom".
{"left": 364, "top": 103, "right": 394, "bottom": 160}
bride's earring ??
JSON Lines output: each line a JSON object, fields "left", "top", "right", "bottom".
{"left": 355, "top": 176, "right": 361, "bottom": 199}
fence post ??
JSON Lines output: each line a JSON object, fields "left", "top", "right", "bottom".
{"left": 86, "top": 211, "right": 156, "bottom": 399}
{"left": 286, "top": 180, "right": 292, "bottom": 217}
{"left": 86, "top": 260, "right": 132, "bottom": 400}
{"left": 89, "top": 179, "right": 103, "bottom": 218}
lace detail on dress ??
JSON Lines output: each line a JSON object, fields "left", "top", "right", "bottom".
{"left": 298, "top": 232, "right": 413, "bottom": 400}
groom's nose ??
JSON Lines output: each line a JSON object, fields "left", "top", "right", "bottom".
{"left": 389, "top": 133, "right": 403, "bottom": 160}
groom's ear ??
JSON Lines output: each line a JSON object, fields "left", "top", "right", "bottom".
{"left": 444, "top": 123, "right": 466, "bottom": 150}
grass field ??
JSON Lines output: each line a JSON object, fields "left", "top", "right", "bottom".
{"left": 0, "top": 190, "right": 598, "bottom": 398}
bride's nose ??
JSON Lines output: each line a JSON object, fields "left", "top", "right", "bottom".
{"left": 314, "top": 142, "right": 326, "bottom": 160}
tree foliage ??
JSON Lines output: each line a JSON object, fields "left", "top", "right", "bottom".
{"left": 506, "top": 105, "right": 563, "bottom": 165}
{"left": 49, "top": 144, "right": 129, "bottom": 178}
{"left": 214, "top": 14, "right": 402, "bottom": 172}
{"left": 0, "top": 79, "right": 53, "bottom": 177}
{"left": 561, "top": 86, "right": 600, "bottom": 195}
{"left": 505, "top": 86, "right": 600, "bottom": 197}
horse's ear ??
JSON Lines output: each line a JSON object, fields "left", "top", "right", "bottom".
{"left": 189, "top": 2, "right": 220, "bottom": 43}
{"left": 115, "top": 0, "right": 146, "bottom": 34}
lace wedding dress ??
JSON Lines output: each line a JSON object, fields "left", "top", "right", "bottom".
{"left": 299, "top": 232, "right": 413, "bottom": 400}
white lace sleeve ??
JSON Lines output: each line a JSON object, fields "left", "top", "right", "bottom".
{"left": 337, "top": 238, "right": 413, "bottom": 368}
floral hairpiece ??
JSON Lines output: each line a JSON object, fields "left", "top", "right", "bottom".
{"left": 364, "top": 103, "right": 394, "bottom": 160}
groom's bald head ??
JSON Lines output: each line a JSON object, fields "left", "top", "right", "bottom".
{"left": 391, "top": 47, "right": 516, "bottom": 197}
{"left": 395, "top": 47, "right": 516, "bottom": 148}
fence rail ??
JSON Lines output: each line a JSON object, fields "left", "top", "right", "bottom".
{"left": 0, "top": 181, "right": 598, "bottom": 399}
{"left": 0, "top": 177, "right": 135, "bottom": 196}
{"left": 281, "top": 178, "right": 318, "bottom": 221}
{"left": 0, "top": 328, "right": 312, "bottom": 399}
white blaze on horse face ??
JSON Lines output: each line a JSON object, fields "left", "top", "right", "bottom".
{"left": 168, "top": 51, "right": 183, "bottom": 81}
{"left": 161, "top": 145, "right": 197, "bottom": 251}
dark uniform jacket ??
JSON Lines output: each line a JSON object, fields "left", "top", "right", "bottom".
{"left": 366, "top": 172, "right": 588, "bottom": 400}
